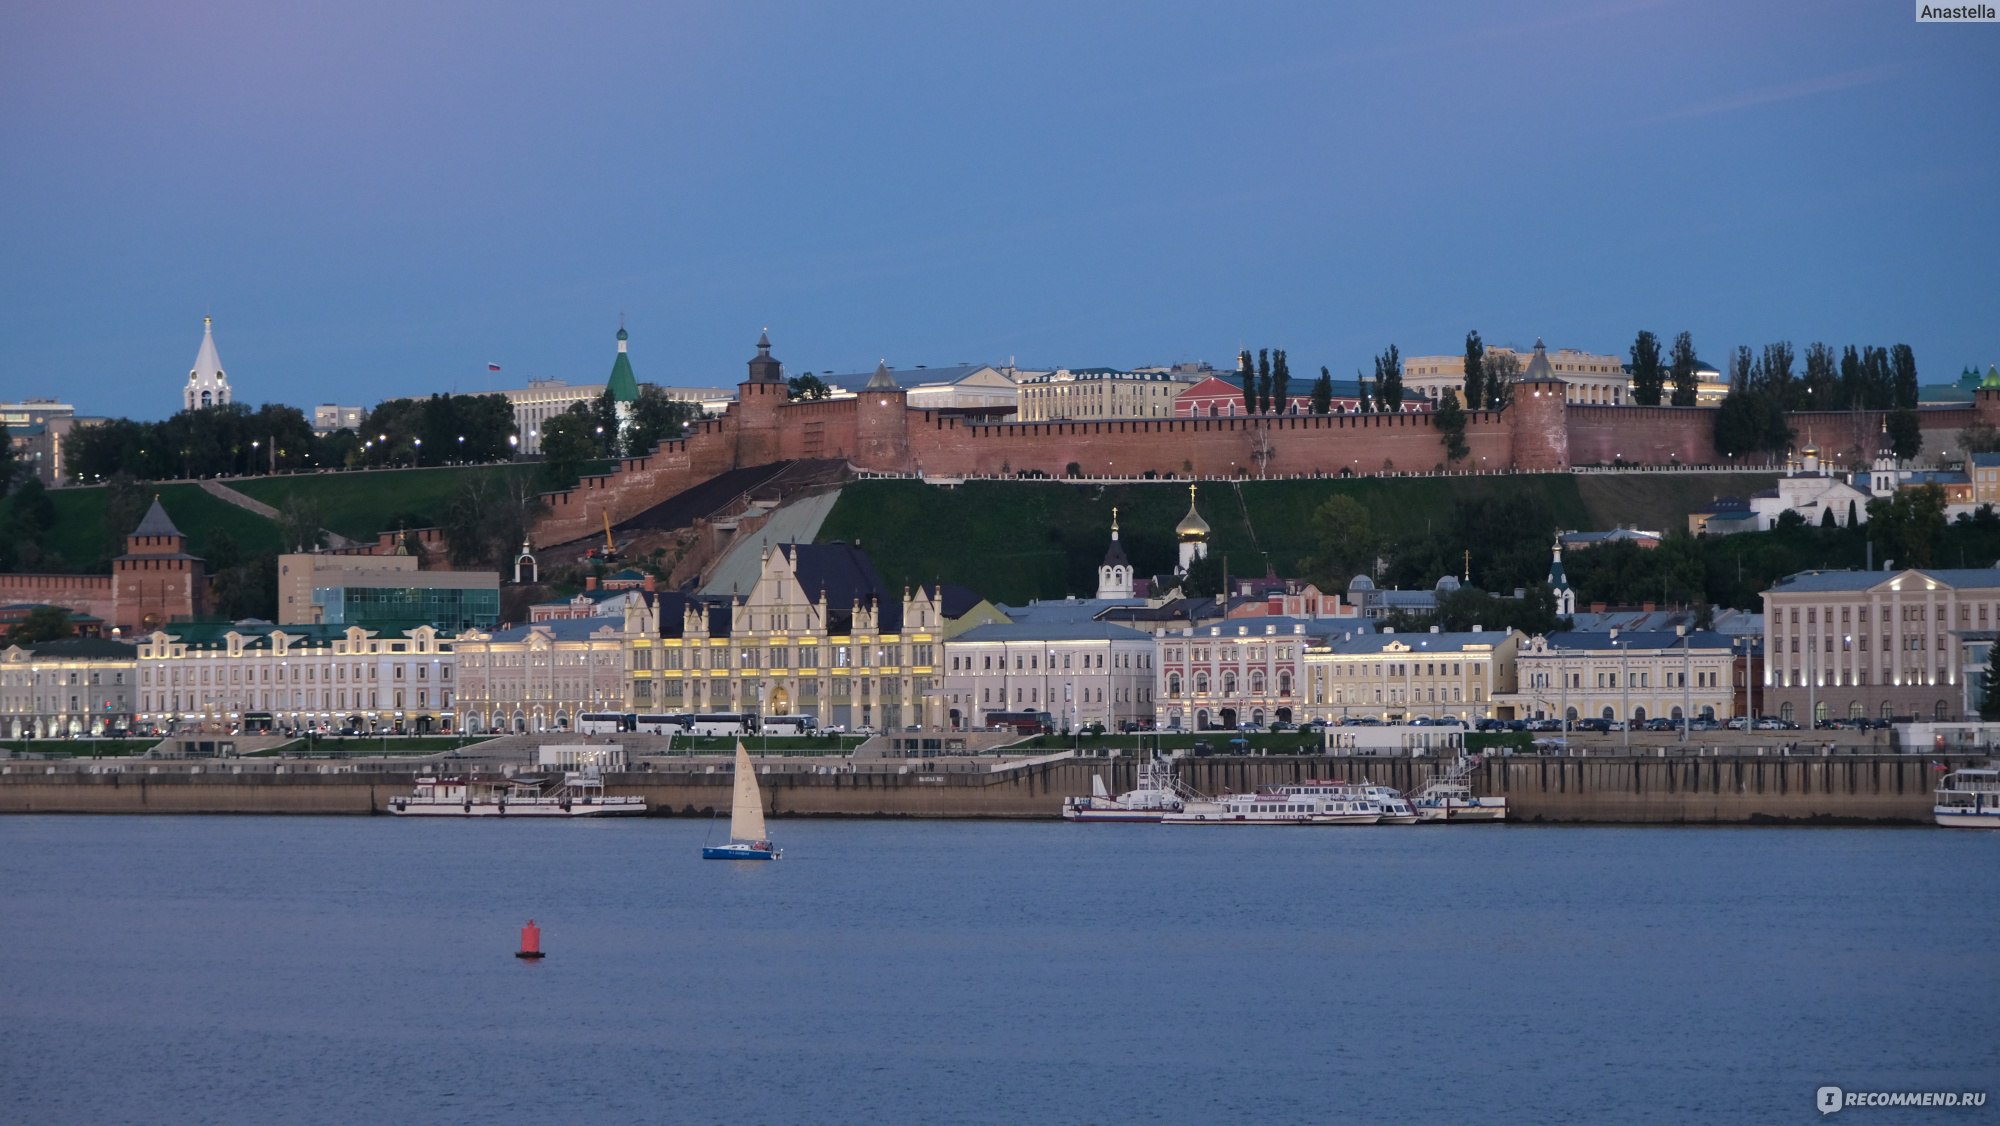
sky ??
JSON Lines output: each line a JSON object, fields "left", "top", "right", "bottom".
{"left": 2, "top": 0, "right": 1996, "bottom": 418}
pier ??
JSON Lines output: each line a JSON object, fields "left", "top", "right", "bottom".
{"left": 0, "top": 750, "right": 1962, "bottom": 823}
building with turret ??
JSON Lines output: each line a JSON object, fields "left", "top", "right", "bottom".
{"left": 606, "top": 326, "right": 640, "bottom": 444}
{"left": 184, "top": 317, "right": 231, "bottom": 412}
{"left": 1095, "top": 508, "right": 1135, "bottom": 599}
{"left": 1548, "top": 538, "right": 1576, "bottom": 617}
{"left": 1176, "top": 485, "right": 1210, "bottom": 576}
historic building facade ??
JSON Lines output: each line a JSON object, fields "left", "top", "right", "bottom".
{"left": 1509, "top": 629, "right": 1736, "bottom": 724}
{"left": 1403, "top": 341, "right": 1628, "bottom": 406}
{"left": 184, "top": 316, "right": 232, "bottom": 412}
{"left": 0, "top": 637, "right": 139, "bottom": 738}
{"left": 453, "top": 618, "right": 627, "bottom": 734}
{"left": 135, "top": 623, "right": 453, "bottom": 734}
{"left": 1301, "top": 629, "right": 1521, "bottom": 724}
{"left": 1154, "top": 616, "right": 1338, "bottom": 730}
{"left": 1015, "top": 368, "right": 1196, "bottom": 421}
{"left": 939, "top": 620, "right": 1155, "bottom": 731}
{"left": 1762, "top": 568, "right": 2000, "bottom": 724}
{"left": 624, "top": 542, "right": 945, "bottom": 732}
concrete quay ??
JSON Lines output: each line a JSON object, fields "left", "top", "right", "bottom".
{"left": 0, "top": 752, "right": 1967, "bottom": 824}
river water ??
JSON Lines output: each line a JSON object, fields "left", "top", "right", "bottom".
{"left": 1, "top": 818, "right": 1994, "bottom": 1125}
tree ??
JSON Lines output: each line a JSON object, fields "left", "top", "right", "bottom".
{"left": 1301, "top": 495, "right": 1377, "bottom": 588}
{"left": 1885, "top": 407, "right": 1922, "bottom": 462}
{"left": 591, "top": 388, "right": 622, "bottom": 457}
{"left": 627, "top": 386, "right": 699, "bottom": 456}
{"left": 1257, "top": 349, "right": 1272, "bottom": 414}
{"left": 1959, "top": 422, "right": 2000, "bottom": 455}
{"left": 1629, "top": 331, "right": 1665, "bottom": 406}
{"left": 1310, "top": 367, "right": 1333, "bottom": 415}
{"left": 1271, "top": 349, "right": 1291, "bottom": 414}
{"left": 0, "top": 421, "right": 16, "bottom": 496}
{"left": 1981, "top": 643, "right": 2000, "bottom": 721}
{"left": 100, "top": 473, "right": 146, "bottom": 569}
{"left": 1713, "top": 390, "right": 1792, "bottom": 459}
{"left": 1182, "top": 548, "right": 1223, "bottom": 598}
{"left": 1372, "top": 345, "right": 1402, "bottom": 411}
{"left": 538, "top": 406, "right": 599, "bottom": 489}
{"left": 1356, "top": 371, "right": 1373, "bottom": 413}
{"left": 1802, "top": 342, "right": 1838, "bottom": 409}
{"left": 1237, "top": 351, "right": 1255, "bottom": 415}
{"left": 1462, "top": 331, "right": 1485, "bottom": 414}
{"left": 1483, "top": 352, "right": 1518, "bottom": 410}
{"left": 6, "top": 606, "right": 74, "bottom": 646}
{"left": 1434, "top": 389, "right": 1469, "bottom": 463}
{"left": 1890, "top": 344, "right": 1919, "bottom": 410}
{"left": 1761, "top": 342, "right": 1797, "bottom": 410}
{"left": 1669, "top": 332, "right": 1700, "bottom": 407}
{"left": 1867, "top": 485, "right": 1947, "bottom": 569}
{"left": 787, "top": 373, "right": 831, "bottom": 401}
{"left": 276, "top": 495, "right": 327, "bottom": 553}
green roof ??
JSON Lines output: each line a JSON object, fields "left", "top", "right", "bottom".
{"left": 607, "top": 328, "right": 639, "bottom": 403}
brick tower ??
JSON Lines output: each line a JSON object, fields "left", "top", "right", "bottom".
{"left": 113, "top": 498, "right": 206, "bottom": 632}
{"left": 855, "top": 361, "right": 911, "bottom": 472}
{"left": 1508, "top": 339, "right": 1571, "bottom": 472}
{"left": 734, "top": 328, "right": 788, "bottom": 467}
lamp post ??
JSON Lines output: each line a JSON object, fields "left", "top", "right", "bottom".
{"left": 1620, "top": 639, "right": 1631, "bottom": 750}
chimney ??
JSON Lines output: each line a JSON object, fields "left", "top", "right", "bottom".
{"left": 643, "top": 573, "right": 656, "bottom": 593}
{"left": 586, "top": 576, "right": 599, "bottom": 591}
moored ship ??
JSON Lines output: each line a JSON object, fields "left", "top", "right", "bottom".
{"left": 389, "top": 768, "right": 646, "bottom": 817}
{"left": 1933, "top": 767, "right": 2000, "bottom": 828}
{"left": 1408, "top": 756, "right": 1507, "bottom": 822}
{"left": 1062, "top": 756, "right": 1188, "bottom": 822}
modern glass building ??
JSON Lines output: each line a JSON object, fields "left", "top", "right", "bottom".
{"left": 312, "top": 585, "right": 500, "bottom": 632}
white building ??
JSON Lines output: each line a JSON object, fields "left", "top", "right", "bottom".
{"left": 1403, "top": 339, "right": 1628, "bottom": 406}
{"left": 0, "top": 637, "right": 139, "bottom": 738}
{"left": 135, "top": 623, "right": 455, "bottom": 734}
{"left": 1301, "top": 628, "right": 1520, "bottom": 724}
{"left": 1155, "top": 616, "right": 1337, "bottom": 730}
{"left": 184, "top": 316, "right": 232, "bottom": 412}
{"left": 1746, "top": 443, "right": 1877, "bottom": 529}
{"left": 940, "top": 620, "right": 1156, "bottom": 731}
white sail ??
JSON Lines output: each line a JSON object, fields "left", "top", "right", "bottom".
{"left": 730, "top": 743, "right": 767, "bottom": 842}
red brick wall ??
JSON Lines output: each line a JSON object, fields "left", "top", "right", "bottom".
{"left": 0, "top": 574, "right": 115, "bottom": 623}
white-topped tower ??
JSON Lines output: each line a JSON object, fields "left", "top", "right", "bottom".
{"left": 184, "top": 316, "right": 232, "bottom": 412}
{"left": 1096, "top": 507, "right": 1135, "bottom": 599}
{"left": 1176, "top": 484, "right": 1211, "bottom": 576}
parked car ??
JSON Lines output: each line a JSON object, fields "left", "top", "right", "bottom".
{"left": 1725, "top": 716, "right": 1748, "bottom": 730}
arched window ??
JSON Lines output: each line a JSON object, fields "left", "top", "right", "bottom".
{"left": 1249, "top": 670, "right": 1266, "bottom": 695}
{"left": 1279, "top": 671, "right": 1292, "bottom": 696}
{"left": 1194, "top": 672, "right": 1208, "bottom": 694}
{"left": 1880, "top": 702, "right": 1893, "bottom": 721}
{"left": 1847, "top": 701, "right": 1864, "bottom": 719}
{"left": 1935, "top": 700, "right": 1949, "bottom": 720}
{"left": 1814, "top": 701, "right": 1828, "bottom": 724}
{"left": 1222, "top": 671, "right": 1237, "bottom": 696}
{"left": 1167, "top": 673, "right": 1182, "bottom": 696}
{"left": 1780, "top": 702, "right": 1795, "bottom": 723}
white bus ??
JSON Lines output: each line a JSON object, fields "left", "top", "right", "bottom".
{"left": 634, "top": 713, "right": 693, "bottom": 735}
{"left": 687, "top": 712, "right": 758, "bottom": 736}
{"left": 761, "top": 714, "right": 817, "bottom": 736}
{"left": 577, "top": 712, "right": 635, "bottom": 734}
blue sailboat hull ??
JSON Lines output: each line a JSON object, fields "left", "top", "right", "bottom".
{"left": 703, "top": 843, "right": 780, "bottom": 860}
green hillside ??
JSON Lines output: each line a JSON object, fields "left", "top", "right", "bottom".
{"left": 232, "top": 464, "right": 542, "bottom": 541}
{"left": 817, "top": 476, "right": 1606, "bottom": 605}
{"left": 44, "top": 482, "right": 283, "bottom": 571}
{"left": 1575, "top": 473, "right": 1778, "bottom": 536}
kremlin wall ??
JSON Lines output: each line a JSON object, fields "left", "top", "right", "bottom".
{"left": 531, "top": 333, "right": 2000, "bottom": 548}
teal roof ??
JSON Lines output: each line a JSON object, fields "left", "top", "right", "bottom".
{"left": 606, "top": 329, "right": 639, "bottom": 403}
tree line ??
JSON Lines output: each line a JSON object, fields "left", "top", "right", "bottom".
{"left": 1714, "top": 341, "right": 1921, "bottom": 461}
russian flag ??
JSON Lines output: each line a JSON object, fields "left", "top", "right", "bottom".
{"left": 487, "top": 362, "right": 502, "bottom": 372}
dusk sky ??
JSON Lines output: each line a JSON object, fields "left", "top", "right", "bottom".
{"left": 3, "top": 0, "right": 1995, "bottom": 418}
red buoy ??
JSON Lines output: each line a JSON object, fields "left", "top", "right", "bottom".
{"left": 515, "top": 919, "right": 545, "bottom": 960}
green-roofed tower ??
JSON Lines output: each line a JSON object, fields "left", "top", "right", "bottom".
{"left": 608, "top": 325, "right": 640, "bottom": 447}
{"left": 1547, "top": 535, "right": 1575, "bottom": 617}
{"left": 1983, "top": 364, "right": 1999, "bottom": 390}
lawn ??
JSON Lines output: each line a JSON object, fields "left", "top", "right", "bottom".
{"left": 232, "top": 464, "right": 542, "bottom": 541}
{"left": 44, "top": 482, "right": 282, "bottom": 572}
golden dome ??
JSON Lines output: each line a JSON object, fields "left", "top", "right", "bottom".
{"left": 1176, "top": 483, "right": 1210, "bottom": 541}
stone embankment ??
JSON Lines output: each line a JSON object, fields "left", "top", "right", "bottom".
{"left": 0, "top": 751, "right": 1963, "bottom": 823}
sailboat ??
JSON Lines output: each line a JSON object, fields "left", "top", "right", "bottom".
{"left": 702, "top": 743, "right": 781, "bottom": 860}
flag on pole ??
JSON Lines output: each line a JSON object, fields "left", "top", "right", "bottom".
{"left": 487, "top": 362, "right": 502, "bottom": 372}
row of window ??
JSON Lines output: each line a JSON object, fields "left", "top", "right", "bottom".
{"left": 141, "top": 663, "right": 444, "bottom": 685}
{"left": 1783, "top": 602, "right": 2000, "bottom": 625}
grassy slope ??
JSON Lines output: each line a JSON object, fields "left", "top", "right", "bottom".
{"left": 1574, "top": 473, "right": 1779, "bottom": 535}
{"left": 45, "top": 482, "right": 282, "bottom": 571}
{"left": 232, "top": 464, "right": 542, "bottom": 541}
{"left": 818, "top": 476, "right": 1598, "bottom": 605}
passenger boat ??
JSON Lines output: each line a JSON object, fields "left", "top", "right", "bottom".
{"left": 703, "top": 743, "right": 781, "bottom": 859}
{"left": 1408, "top": 756, "right": 1507, "bottom": 823}
{"left": 1933, "top": 767, "right": 2000, "bottom": 828}
{"left": 1163, "top": 785, "right": 1382, "bottom": 826}
{"left": 1350, "top": 782, "right": 1419, "bottom": 824}
{"left": 1062, "top": 756, "right": 1186, "bottom": 822}
{"left": 388, "top": 768, "right": 646, "bottom": 817}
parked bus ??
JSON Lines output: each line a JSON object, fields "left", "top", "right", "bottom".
{"left": 687, "top": 712, "right": 758, "bottom": 736}
{"left": 241, "top": 712, "right": 275, "bottom": 734}
{"left": 634, "top": 713, "right": 693, "bottom": 735}
{"left": 761, "top": 714, "right": 818, "bottom": 736}
{"left": 578, "top": 712, "right": 636, "bottom": 734}
{"left": 983, "top": 710, "right": 1054, "bottom": 735}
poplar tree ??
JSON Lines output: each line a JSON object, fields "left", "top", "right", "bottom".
{"left": 1463, "top": 331, "right": 1485, "bottom": 412}
{"left": 1310, "top": 367, "right": 1333, "bottom": 415}
{"left": 1434, "top": 388, "right": 1469, "bottom": 463}
{"left": 1257, "top": 349, "right": 1272, "bottom": 414}
{"left": 1373, "top": 345, "right": 1402, "bottom": 411}
{"left": 1272, "top": 349, "right": 1291, "bottom": 413}
{"left": 1670, "top": 331, "right": 1700, "bottom": 407}
{"left": 1981, "top": 644, "right": 2000, "bottom": 720}
{"left": 1238, "top": 350, "right": 1255, "bottom": 415}
{"left": 1630, "top": 330, "right": 1665, "bottom": 406}
{"left": 1357, "top": 371, "right": 1374, "bottom": 413}
{"left": 1890, "top": 344, "right": 1919, "bottom": 410}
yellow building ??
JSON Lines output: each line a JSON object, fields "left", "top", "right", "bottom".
{"left": 1016, "top": 368, "right": 1197, "bottom": 422}
{"left": 1301, "top": 628, "right": 1520, "bottom": 723}
{"left": 626, "top": 543, "right": 944, "bottom": 732}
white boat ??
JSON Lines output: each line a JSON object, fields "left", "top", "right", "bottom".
{"left": 1164, "top": 784, "right": 1382, "bottom": 826}
{"left": 1934, "top": 767, "right": 2000, "bottom": 828}
{"left": 389, "top": 767, "right": 646, "bottom": 817}
{"left": 1062, "top": 756, "right": 1187, "bottom": 822}
{"left": 1409, "top": 756, "right": 1507, "bottom": 823}
{"left": 704, "top": 743, "right": 781, "bottom": 859}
